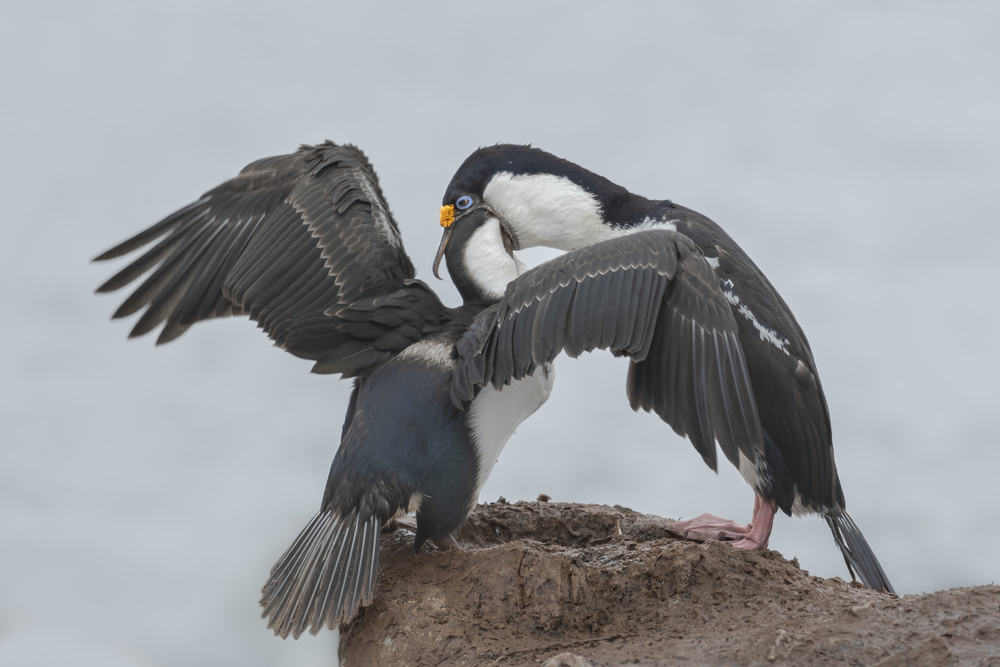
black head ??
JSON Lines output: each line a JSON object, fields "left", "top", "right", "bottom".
{"left": 441, "top": 145, "right": 656, "bottom": 251}
{"left": 442, "top": 144, "right": 597, "bottom": 203}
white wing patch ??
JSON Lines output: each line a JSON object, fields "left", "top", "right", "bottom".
{"left": 737, "top": 449, "right": 762, "bottom": 490}
{"left": 721, "top": 279, "right": 790, "bottom": 355}
{"left": 620, "top": 216, "right": 679, "bottom": 234}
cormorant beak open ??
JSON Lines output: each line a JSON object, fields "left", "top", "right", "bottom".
{"left": 432, "top": 204, "right": 519, "bottom": 280}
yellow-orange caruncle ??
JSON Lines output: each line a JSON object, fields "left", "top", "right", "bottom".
{"left": 439, "top": 205, "right": 455, "bottom": 228}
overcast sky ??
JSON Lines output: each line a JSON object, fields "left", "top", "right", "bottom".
{"left": 2, "top": 2, "right": 998, "bottom": 666}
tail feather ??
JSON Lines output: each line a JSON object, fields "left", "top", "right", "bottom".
{"left": 261, "top": 509, "right": 381, "bottom": 637}
{"left": 824, "top": 510, "right": 895, "bottom": 595}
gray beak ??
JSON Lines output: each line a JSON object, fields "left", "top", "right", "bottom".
{"left": 432, "top": 225, "right": 452, "bottom": 280}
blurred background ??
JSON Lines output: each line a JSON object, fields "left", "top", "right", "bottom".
{"left": 2, "top": 2, "right": 998, "bottom": 665}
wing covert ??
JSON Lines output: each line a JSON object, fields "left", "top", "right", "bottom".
{"left": 452, "top": 230, "right": 763, "bottom": 471}
{"left": 95, "top": 141, "right": 448, "bottom": 376}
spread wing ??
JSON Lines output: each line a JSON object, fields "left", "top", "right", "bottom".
{"left": 95, "top": 141, "right": 448, "bottom": 376}
{"left": 452, "top": 230, "right": 763, "bottom": 472}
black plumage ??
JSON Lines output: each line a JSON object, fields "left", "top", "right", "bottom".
{"left": 95, "top": 143, "right": 441, "bottom": 375}
{"left": 96, "top": 142, "right": 480, "bottom": 636}
{"left": 447, "top": 229, "right": 763, "bottom": 474}
{"left": 441, "top": 144, "right": 894, "bottom": 594}
{"left": 260, "top": 332, "right": 482, "bottom": 634}
{"left": 95, "top": 140, "right": 801, "bottom": 638}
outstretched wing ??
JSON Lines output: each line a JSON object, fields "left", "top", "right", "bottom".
{"left": 452, "top": 229, "right": 763, "bottom": 472}
{"left": 95, "top": 141, "right": 448, "bottom": 376}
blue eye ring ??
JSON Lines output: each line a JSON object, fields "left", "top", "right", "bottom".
{"left": 455, "top": 195, "right": 474, "bottom": 210}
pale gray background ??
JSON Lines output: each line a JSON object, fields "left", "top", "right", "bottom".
{"left": 2, "top": 2, "right": 998, "bottom": 666}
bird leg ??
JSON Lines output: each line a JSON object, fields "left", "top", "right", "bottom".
{"left": 431, "top": 533, "right": 461, "bottom": 551}
{"left": 667, "top": 495, "right": 778, "bottom": 550}
{"left": 392, "top": 515, "right": 461, "bottom": 551}
{"left": 393, "top": 515, "right": 418, "bottom": 533}
{"left": 730, "top": 496, "right": 778, "bottom": 550}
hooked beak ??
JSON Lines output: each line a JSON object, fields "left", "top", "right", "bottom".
{"left": 431, "top": 203, "right": 520, "bottom": 280}
{"left": 432, "top": 225, "right": 452, "bottom": 280}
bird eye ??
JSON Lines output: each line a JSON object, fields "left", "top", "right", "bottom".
{"left": 455, "top": 195, "right": 473, "bottom": 210}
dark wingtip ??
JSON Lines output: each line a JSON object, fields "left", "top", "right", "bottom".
{"left": 92, "top": 248, "right": 119, "bottom": 263}
{"left": 92, "top": 238, "right": 142, "bottom": 263}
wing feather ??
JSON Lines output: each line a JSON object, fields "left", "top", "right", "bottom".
{"left": 95, "top": 142, "right": 448, "bottom": 376}
{"left": 453, "top": 229, "right": 763, "bottom": 472}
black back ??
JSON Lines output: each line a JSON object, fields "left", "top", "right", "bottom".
{"left": 445, "top": 144, "right": 844, "bottom": 514}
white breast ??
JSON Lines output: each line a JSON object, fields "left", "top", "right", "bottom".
{"left": 467, "top": 363, "right": 555, "bottom": 498}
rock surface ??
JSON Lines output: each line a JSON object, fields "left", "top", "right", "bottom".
{"left": 341, "top": 501, "right": 1000, "bottom": 666}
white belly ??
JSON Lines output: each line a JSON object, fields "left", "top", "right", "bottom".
{"left": 467, "top": 363, "right": 555, "bottom": 497}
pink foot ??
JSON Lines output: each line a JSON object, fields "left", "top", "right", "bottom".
{"left": 667, "top": 514, "right": 751, "bottom": 542}
{"left": 668, "top": 496, "right": 778, "bottom": 550}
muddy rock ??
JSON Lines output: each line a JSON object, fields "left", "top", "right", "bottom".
{"left": 341, "top": 501, "right": 1000, "bottom": 666}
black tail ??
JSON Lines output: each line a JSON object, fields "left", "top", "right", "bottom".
{"left": 824, "top": 509, "right": 895, "bottom": 595}
{"left": 261, "top": 509, "right": 381, "bottom": 637}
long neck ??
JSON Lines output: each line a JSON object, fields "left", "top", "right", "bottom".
{"left": 446, "top": 217, "right": 526, "bottom": 304}
{"left": 484, "top": 172, "right": 615, "bottom": 251}
{"left": 483, "top": 171, "right": 673, "bottom": 251}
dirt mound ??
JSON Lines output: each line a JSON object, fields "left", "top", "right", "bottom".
{"left": 341, "top": 501, "right": 1000, "bottom": 666}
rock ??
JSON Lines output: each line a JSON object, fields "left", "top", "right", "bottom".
{"left": 340, "top": 501, "right": 1000, "bottom": 666}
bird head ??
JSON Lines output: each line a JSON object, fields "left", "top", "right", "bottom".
{"left": 433, "top": 206, "right": 525, "bottom": 305}
{"left": 439, "top": 144, "right": 635, "bottom": 252}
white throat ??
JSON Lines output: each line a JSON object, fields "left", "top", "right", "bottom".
{"left": 461, "top": 215, "right": 527, "bottom": 300}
